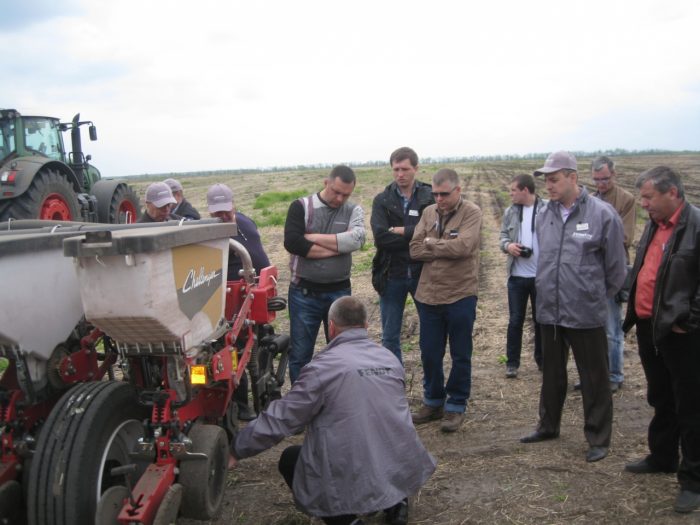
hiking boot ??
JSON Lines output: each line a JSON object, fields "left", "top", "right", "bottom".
{"left": 506, "top": 365, "right": 518, "bottom": 378}
{"left": 411, "top": 404, "right": 443, "bottom": 425}
{"left": 440, "top": 411, "right": 464, "bottom": 433}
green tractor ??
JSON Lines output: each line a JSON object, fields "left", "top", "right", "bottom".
{"left": 0, "top": 109, "right": 140, "bottom": 223}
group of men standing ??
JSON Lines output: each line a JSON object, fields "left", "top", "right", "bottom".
{"left": 139, "top": 149, "right": 700, "bottom": 519}
{"left": 500, "top": 151, "right": 700, "bottom": 512}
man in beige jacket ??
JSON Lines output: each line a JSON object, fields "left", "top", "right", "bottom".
{"left": 409, "top": 168, "right": 482, "bottom": 432}
{"left": 591, "top": 156, "right": 636, "bottom": 392}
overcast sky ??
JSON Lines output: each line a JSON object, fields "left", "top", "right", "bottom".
{"left": 2, "top": 0, "right": 699, "bottom": 177}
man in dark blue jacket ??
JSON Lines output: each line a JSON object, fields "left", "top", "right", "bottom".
{"left": 207, "top": 183, "right": 270, "bottom": 421}
{"left": 622, "top": 166, "right": 700, "bottom": 514}
{"left": 371, "top": 147, "right": 434, "bottom": 364}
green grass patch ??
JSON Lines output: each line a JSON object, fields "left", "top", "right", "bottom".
{"left": 254, "top": 190, "right": 307, "bottom": 209}
{"left": 255, "top": 211, "right": 287, "bottom": 227}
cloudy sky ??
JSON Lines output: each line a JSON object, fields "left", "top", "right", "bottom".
{"left": 2, "top": 0, "right": 699, "bottom": 177}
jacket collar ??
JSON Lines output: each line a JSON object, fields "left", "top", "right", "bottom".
{"left": 321, "top": 327, "right": 369, "bottom": 353}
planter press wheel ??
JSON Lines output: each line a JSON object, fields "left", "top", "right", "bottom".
{"left": 0, "top": 480, "right": 23, "bottom": 524}
{"left": 178, "top": 423, "right": 228, "bottom": 519}
{"left": 26, "top": 381, "right": 148, "bottom": 525}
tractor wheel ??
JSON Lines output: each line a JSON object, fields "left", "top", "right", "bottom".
{"left": 106, "top": 184, "right": 140, "bottom": 224}
{"left": 178, "top": 424, "right": 228, "bottom": 520}
{"left": 0, "top": 480, "right": 23, "bottom": 524}
{"left": 27, "top": 381, "right": 148, "bottom": 525}
{"left": 0, "top": 168, "right": 80, "bottom": 221}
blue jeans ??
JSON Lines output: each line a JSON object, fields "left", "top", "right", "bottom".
{"left": 606, "top": 296, "right": 624, "bottom": 383}
{"left": 288, "top": 284, "right": 350, "bottom": 383}
{"left": 379, "top": 277, "right": 419, "bottom": 364}
{"left": 506, "top": 276, "right": 542, "bottom": 369}
{"left": 416, "top": 296, "right": 477, "bottom": 414}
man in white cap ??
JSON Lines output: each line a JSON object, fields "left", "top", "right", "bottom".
{"left": 519, "top": 151, "right": 627, "bottom": 463}
{"left": 138, "top": 181, "right": 178, "bottom": 223}
{"left": 207, "top": 182, "right": 270, "bottom": 421}
{"left": 163, "top": 178, "right": 200, "bottom": 220}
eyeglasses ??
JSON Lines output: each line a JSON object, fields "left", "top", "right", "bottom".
{"left": 431, "top": 188, "right": 457, "bottom": 198}
{"left": 593, "top": 177, "right": 611, "bottom": 184}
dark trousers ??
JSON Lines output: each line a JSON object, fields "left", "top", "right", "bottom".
{"left": 278, "top": 446, "right": 357, "bottom": 525}
{"left": 506, "top": 276, "right": 542, "bottom": 368}
{"left": 636, "top": 320, "right": 700, "bottom": 492}
{"left": 537, "top": 325, "right": 612, "bottom": 447}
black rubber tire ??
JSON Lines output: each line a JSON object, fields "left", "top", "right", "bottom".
{"left": 109, "top": 184, "right": 140, "bottom": 223}
{"left": 96, "top": 183, "right": 140, "bottom": 223}
{"left": 0, "top": 168, "right": 80, "bottom": 221}
{"left": 178, "top": 424, "right": 228, "bottom": 520}
{"left": 26, "top": 381, "right": 147, "bottom": 525}
{"left": 0, "top": 480, "right": 23, "bottom": 524}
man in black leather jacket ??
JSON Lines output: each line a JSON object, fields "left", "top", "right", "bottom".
{"left": 370, "top": 147, "right": 434, "bottom": 364}
{"left": 622, "top": 166, "right": 700, "bottom": 514}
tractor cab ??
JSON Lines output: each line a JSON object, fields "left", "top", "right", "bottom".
{"left": 0, "top": 109, "right": 65, "bottom": 163}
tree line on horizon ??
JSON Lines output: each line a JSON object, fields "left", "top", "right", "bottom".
{"left": 127, "top": 148, "right": 699, "bottom": 180}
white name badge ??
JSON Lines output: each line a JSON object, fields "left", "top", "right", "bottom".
{"left": 408, "top": 209, "right": 419, "bottom": 216}
{"left": 576, "top": 223, "right": 589, "bottom": 231}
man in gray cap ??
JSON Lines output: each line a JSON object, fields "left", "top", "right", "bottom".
{"left": 138, "top": 181, "right": 178, "bottom": 223}
{"left": 520, "top": 151, "right": 626, "bottom": 463}
{"left": 164, "top": 178, "right": 200, "bottom": 220}
{"left": 207, "top": 182, "right": 270, "bottom": 421}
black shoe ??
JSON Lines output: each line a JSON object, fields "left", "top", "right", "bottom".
{"left": 573, "top": 382, "right": 582, "bottom": 391}
{"left": 520, "top": 431, "right": 558, "bottom": 443}
{"left": 506, "top": 366, "right": 518, "bottom": 378}
{"left": 610, "top": 381, "right": 623, "bottom": 393}
{"left": 625, "top": 457, "right": 677, "bottom": 474}
{"left": 586, "top": 446, "right": 609, "bottom": 463}
{"left": 237, "top": 406, "right": 257, "bottom": 421}
{"left": 384, "top": 498, "right": 408, "bottom": 525}
{"left": 674, "top": 490, "right": 700, "bottom": 513}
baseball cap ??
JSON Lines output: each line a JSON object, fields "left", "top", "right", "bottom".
{"left": 533, "top": 151, "right": 577, "bottom": 176}
{"left": 145, "top": 182, "right": 176, "bottom": 208}
{"left": 207, "top": 183, "right": 234, "bottom": 213}
{"left": 163, "top": 178, "right": 183, "bottom": 192}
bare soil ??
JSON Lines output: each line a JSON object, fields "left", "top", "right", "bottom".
{"left": 145, "top": 154, "right": 700, "bottom": 524}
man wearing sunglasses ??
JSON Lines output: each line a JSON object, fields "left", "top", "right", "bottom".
{"left": 409, "top": 168, "right": 482, "bottom": 432}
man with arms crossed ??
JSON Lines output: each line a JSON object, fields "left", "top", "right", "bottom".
{"left": 520, "top": 151, "right": 626, "bottom": 463}
{"left": 409, "top": 168, "right": 482, "bottom": 433}
{"left": 284, "top": 166, "right": 365, "bottom": 383}
{"left": 371, "top": 147, "right": 434, "bottom": 364}
{"left": 622, "top": 166, "right": 700, "bottom": 514}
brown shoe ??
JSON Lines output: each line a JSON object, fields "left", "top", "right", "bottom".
{"left": 440, "top": 411, "right": 464, "bottom": 433}
{"left": 412, "top": 404, "right": 443, "bottom": 425}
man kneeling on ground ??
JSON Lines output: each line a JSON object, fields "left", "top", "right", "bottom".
{"left": 230, "top": 296, "right": 436, "bottom": 525}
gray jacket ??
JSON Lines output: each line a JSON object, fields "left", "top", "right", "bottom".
{"left": 499, "top": 196, "right": 547, "bottom": 276}
{"left": 535, "top": 187, "right": 627, "bottom": 329}
{"left": 233, "top": 328, "right": 436, "bottom": 517}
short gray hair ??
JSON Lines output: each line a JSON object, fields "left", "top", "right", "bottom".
{"left": 635, "top": 166, "right": 685, "bottom": 199}
{"left": 592, "top": 156, "right": 615, "bottom": 173}
{"left": 433, "top": 168, "right": 460, "bottom": 188}
{"left": 328, "top": 296, "right": 367, "bottom": 330}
